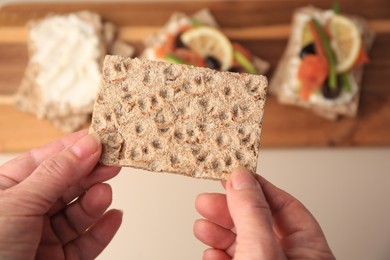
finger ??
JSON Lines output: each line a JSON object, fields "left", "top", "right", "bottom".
{"left": 193, "top": 219, "right": 235, "bottom": 253}
{"left": 0, "top": 130, "right": 87, "bottom": 189}
{"left": 203, "top": 248, "right": 231, "bottom": 260}
{"left": 80, "top": 164, "right": 121, "bottom": 188}
{"left": 50, "top": 183, "right": 113, "bottom": 244}
{"left": 64, "top": 209, "right": 123, "bottom": 259}
{"left": 48, "top": 165, "right": 121, "bottom": 215}
{"left": 220, "top": 180, "right": 227, "bottom": 190}
{"left": 226, "top": 168, "right": 283, "bottom": 258}
{"left": 195, "top": 193, "right": 233, "bottom": 229}
{"left": 6, "top": 133, "right": 101, "bottom": 215}
{"left": 256, "top": 175, "right": 331, "bottom": 250}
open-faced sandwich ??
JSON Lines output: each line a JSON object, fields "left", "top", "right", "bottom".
{"left": 270, "top": 6, "right": 375, "bottom": 119}
{"left": 142, "top": 9, "right": 269, "bottom": 75}
{"left": 16, "top": 11, "right": 135, "bottom": 132}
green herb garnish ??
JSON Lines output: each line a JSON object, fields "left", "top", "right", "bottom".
{"left": 191, "top": 19, "right": 204, "bottom": 27}
{"left": 164, "top": 53, "right": 190, "bottom": 65}
{"left": 312, "top": 18, "right": 337, "bottom": 90}
{"left": 332, "top": 1, "right": 341, "bottom": 14}
{"left": 234, "top": 51, "right": 257, "bottom": 74}
{"left": 341, "top": 73, "right": 352, "bottom": 91}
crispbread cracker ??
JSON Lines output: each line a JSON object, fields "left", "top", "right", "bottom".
{"left": 269, "top": 6, "right": 375, "bottom": 119}
{"left": 90, "top": 56, "right": 267, "bottom": 180}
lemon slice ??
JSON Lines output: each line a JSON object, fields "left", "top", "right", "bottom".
{"left": 180, "top": 27, "right": 233, "bottom": 71}
{"left": 329, "top": 14, "right": 361, "bottom": 73}
{"left": 301, "top": 22, "right": 313, "bottom": 47}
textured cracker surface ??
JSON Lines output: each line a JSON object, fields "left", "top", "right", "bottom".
{"left": 90, "top": 56, "right": 267, "bottom": 180}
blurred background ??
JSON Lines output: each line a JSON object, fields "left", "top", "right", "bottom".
{"left": 0, "top": 0, "right": 390, "bottom": 259}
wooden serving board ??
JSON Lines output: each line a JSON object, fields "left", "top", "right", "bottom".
{"left": 0, "top": 1, "right": 390, "bottom": 152}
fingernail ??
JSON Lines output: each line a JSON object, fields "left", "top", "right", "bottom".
{"left": 69, "top": 133, "right": 101, "bottom": 160}
{"left": 230, "top": 167, "right": 258, "bottom": 190}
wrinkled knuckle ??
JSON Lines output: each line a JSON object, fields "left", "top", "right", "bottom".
{"left": 40, "top": 157, "right": 69, "bottom": 178}
{"left": 242, "top": 198, "right": 270, "bottom": 215}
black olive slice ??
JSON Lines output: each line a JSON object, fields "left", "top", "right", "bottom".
{"left": 299, "top": 43, "right": 316, "bottom": 59}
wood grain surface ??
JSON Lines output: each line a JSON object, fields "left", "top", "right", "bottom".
{"left": 0, "top": 0, "right": 389, "bottom": 152}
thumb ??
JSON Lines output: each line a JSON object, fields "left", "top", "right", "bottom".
{"left": 226, "top": 168, "right": 284, "bottom": 259}
{"left": 8, "top": 133, "right": 101, "bottom": 215}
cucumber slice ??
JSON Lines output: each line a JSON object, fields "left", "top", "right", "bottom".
{"left": 191, "top": 19, "right": 203, "bottom": 27}
{"left": 340, "top": 72, "right": 352, "bottom": 92}
{"left": 234, "top": 51, "right": 257, "bottom": 74}
{"left": 164, "top": 53, "right": 190, "bottom": 65}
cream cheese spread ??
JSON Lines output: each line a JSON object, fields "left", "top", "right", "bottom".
{"left": 30, "top": 14, "right": 101, "bottom": 110}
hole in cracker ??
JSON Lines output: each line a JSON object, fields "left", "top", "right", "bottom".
{"left": 114, "top": 63, "right": 123, "bottom": 72}
{"left": 150, "top": 96, "right": 159, "bottom": 107}
{"left": 212, "top": 160, "right": 220, "bottom": 170}
{"left": 152, "top": 140, "right": 162, "bottom": 149}
{"left": 244, "top": 163, "right": 251, "bottom": 170}
{"left": 121, "top": 93, "right": 132, "bottom": 100}
{"left": 225, "top": 156, "right": 232, "bottom": 167}
{"left": 194, "top": 75, "right": 202, "bottom": 85}
{"left": 170, "top": 155, "right": 179, "bottom": 165}
{"left": 197, "top": 154, "right": 207, "bottom": 163}
{"left": 135, "top": 125, "right": 144, "bottom": 134}
{"left": 163, "top": 66, "right": 179, "bottom": 81}
{"left": 198, "top": 123, "right": 206, "bottom": 132}
{"left": 250, "top": 144, "right": 257, "bottom": 156}
{"left": 250, "top": 86, "right": 259, "bottom": 93}
{"left": 216, "top": 134, "right": 224, "bottom": 146}
{"left": 186, "top": 129, "right": 194, "bottom": 137}
{"left": 219, "top": 112, "right": 229, "bottom": 121}
{"left": 121, "top": 86, "right": 128, "bottom": 92}
{"left": 130, "top": 147, "right": 141, "bottom": 161}
{"left": 97, "top": 93, "right": 104, "bottom": 104}
{"left": 191, "top": 147, "right": 201, "bottom": 156}
{"left": 174, "top": 88, "right": 182, "bottom": 95}
{"left": 245, "top": 78, "right": 258, "bottom": 93}
{"left": 238, "top": 127, "right": 247, "bottom": 135}
{"left": 92, "top": 118, "right": 100, "bottom": 126}
{"left": 114, "top": 103, "right": 123, "bottom": 117}
{"left": 198, "top": 99, "right": 208, "bottom": 109}
{"left": 159, "top": 89, "right": 168, "bottom": 99}
{"left": 232, "top": 105, "right": 239, "bottom": 118}
{"left": 104, "top": 114, "right": 112, "bottom": 122}
{"left": 143, "top": 73, "right": 150, "bottom": 84}
{"left": 182, "top": 82, "right": 194, "bottom": 94}
{"left": 177, "top": 107, "right": 186, "bottom": 116}
{"left": 155, "top": 111, "right": 166, "bottom": 124}
{"left": 138, "top": 98, "right": 147, "bottom": 110}
{"left": 241, "top": 134, "right": 251, "bottom": 145}
{"left": 224, "top": 87, "right": 232, "bottom": 96}
{"left": 119, "top": 143, "right": 126, "bottom": 159}
{"left": 174, "top": 129, "right": 184, "bottom": 140}
{"left": 240, "top": 104, "right": 249, "bottom": 114}
{"left": 158, "top": 127, "right": 170, "bottom": 134}
{"left": 235, "top": 151, "right": 244, "bottom": 161}
{"left": 142, "top": 146, "right": 149, "bottom": 155}
{"left": 203, "top": 74, "right": 212, "bottom": 83}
